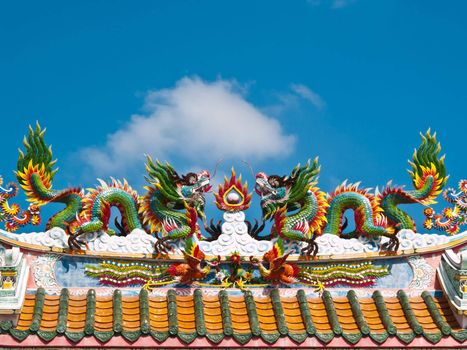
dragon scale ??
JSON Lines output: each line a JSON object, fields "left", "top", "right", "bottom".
{"left": 325, "top": 190, "right": 386, "bottom": 236}
{"left": 274, "top": 189, "right": 325, "bottom": 241}
{"left": 78, "top": 179, "right": 142, "bottom": 235}
{"left": 141, "top": 190, "right": 198, "bottom": 239}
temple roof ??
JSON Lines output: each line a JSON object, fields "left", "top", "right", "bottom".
{"left": 1, "top": 288, "right": 465, "bottom": 348}
{"left": 1, "top": 126, "right": 467, "bottom": 348}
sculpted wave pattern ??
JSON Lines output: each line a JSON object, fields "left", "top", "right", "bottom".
{"left": 2, "top": 227, "right": 464, "bottom": 256}
{"left": 199, "top": 211, "right": 272, "bottom": 256}
{"left": 283, "top": 229, "right": 456, "bottom": 255}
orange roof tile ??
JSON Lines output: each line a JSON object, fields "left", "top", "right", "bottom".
{"left": 1, "top": 288, "right": 465, "bottom": 346}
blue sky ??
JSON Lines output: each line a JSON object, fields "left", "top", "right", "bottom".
{"left": 1, "top": 0, "right": 466, "bottom": 231}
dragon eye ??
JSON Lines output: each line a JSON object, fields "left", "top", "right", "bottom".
{"left": 268, "top": 176, "right": 281, "bottom": 188}
{"left": 182, "top": 173, "right": 198, "bottom": 185}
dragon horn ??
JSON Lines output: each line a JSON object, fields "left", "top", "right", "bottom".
{"left": 211, "top": 158, "right": 224, "bottom": 178}
{"left": 241, "top": 160, "right": 255, "bottom": 178}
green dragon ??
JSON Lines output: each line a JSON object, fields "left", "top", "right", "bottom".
{"left": 254, "top": 130, "right": 447, "bottom": 256}
{"left": 16, "top": 123, "right": 211, "bottom": 254}
{"left": 254, "top": 158, "right": 329, "bottom": 256}
{"left": 139, "top": 157, "right": 211, "bottom": 254}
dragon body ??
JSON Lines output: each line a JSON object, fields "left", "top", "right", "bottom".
{"left": 16, "top": 124, "right": 211, "bottom": 254}
{"left": 65, "top": 178, "right": 143, "bottom": 249}
{"left": 324, "top": 182, "right": 386, "bottom": 236}
{"left": 255, "top": 130, "right": 447, "bottom": 256}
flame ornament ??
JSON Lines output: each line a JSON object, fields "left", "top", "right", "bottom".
{"left": 214, "top": 168, "right": 251, "bottom": 211}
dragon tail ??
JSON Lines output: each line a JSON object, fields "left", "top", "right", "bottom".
{"left": 380, "top": 130, "right": 448, "bottom": 231}
{"left": 16, "top": 122, "right": 57, "bottom": 204}
{"left": 407, "top": 129, "right": 448, "bottom": 204}
{"left": 16, "top": 122, "right": 83, "bottom": 230}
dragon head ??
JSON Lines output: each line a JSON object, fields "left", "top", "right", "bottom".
{"left": 255, "top": 172, "right": 291, "bottom": 221}
{"left": 173, "top": 170, "right": 211, "bottom": 220}
{"left": 255, "top": 173, "right": 290, "bottom": 202}
{"left": 255, "top": 173, "right": 293, "bottom": 220}
{"left": 255, "top": 158, "right": 320, "bottom": 221}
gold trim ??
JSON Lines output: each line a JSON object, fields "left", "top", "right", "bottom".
{"left": 222, "top": 185, "right": 245, "bottom": 207}
{"left": 1, "top": 272, "right": 17, "bottom": 277}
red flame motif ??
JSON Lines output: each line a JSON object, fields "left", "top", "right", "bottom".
{"left": 214, "top": 168, "right": 251, "bottom": 211}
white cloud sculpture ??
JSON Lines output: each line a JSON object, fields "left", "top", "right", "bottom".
{"left": 79, "top": 77, "right": 296, "bottom": 176}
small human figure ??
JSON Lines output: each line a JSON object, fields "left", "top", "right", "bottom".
{"left": 2, "top": 276, "right": 13, "bottom": 289}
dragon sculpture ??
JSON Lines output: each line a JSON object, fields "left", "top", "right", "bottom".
{"left": 139, "top": 157, "right": 211, "bottom": 254}
{"left": 423, "top": 179, "right": 467, "bottom": 235}
{"left": 16, "top": 123, "right": 211, "bottom": 254}
{"left": 254, "top": 158, "right": 329, "bottom": 256}
{"left": 0, "top": 175, "right": 41, "bottom": 232}
{"left": 254, "top": 130, "right": 447, "bottom": 256}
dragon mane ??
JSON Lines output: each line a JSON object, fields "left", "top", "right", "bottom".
{"left": 139, "top": 156, "right": 184, "bottom": 233}
{"left": 262, "top": 158, "right": 321, "bottom": 220}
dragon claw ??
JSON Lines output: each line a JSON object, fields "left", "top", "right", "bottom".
{"left": 203, "top": 219, "right": 222, "bottom": 242}
{"left": 246, "top": 219, "right": 266, "bottom": 239}
{"left": 381, "top": 236, "right": 400, "bottom": 253}
{"left": 67, "top": 231, "right": 87, "bottom": 251}
{"left": 154, "top": 237, "right": 173, "bottom": 256}
{"left": 301, "top": 236, "right": 319, "bottom": 259}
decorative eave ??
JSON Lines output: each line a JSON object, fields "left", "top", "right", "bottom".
{"left": 437, "top": 248, "right": 467, "bottom": 327}
{"left": 0, "top": 247, "right": 29, "bottom": 317}
{"left": 0, "top": 288, "right": 465, "bottom": 347}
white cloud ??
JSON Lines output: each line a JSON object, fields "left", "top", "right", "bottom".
{"left": 308, "top": 0, "right": 356, "bottom": 9}
{"left": 331, "top": 0, "right": 355, "bottom": 9}
{"left": 290, "top": 83, "right": 325, "bottom": 110}
{"left": 78, "top": 77, "right": 296, "bottom": 177}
